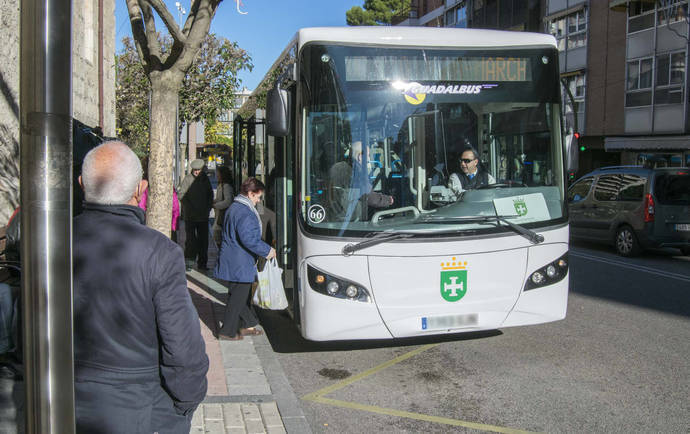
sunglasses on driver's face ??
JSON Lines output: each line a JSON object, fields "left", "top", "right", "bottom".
{"left": 460, "top": 158, "right": 475, "bottom": 164}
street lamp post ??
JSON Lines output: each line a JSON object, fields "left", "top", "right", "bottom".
{"left": 174, "top": 2, "right": 186, "bottom": 186}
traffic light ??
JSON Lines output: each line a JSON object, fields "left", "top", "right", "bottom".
{"left": 573, "top": 132, "right": 585, "bottom": 151}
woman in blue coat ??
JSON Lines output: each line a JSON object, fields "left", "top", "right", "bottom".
{"left": 214, "top": 177, "right": 276, "bottom": 340}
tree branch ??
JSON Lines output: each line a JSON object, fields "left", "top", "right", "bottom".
{"left": 126, "top": 0, "right": 152, "bottom": 72}
{"left": 138, "top": 0, "right": 163, "bottom": 67}
{"left": 176, "top": 0, "right": 221, "bottom": 73}
{"left": 145, "top": 0, "right": 188, "bottom": 45}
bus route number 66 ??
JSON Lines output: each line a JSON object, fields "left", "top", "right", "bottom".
{"left": 308, "top": 204, "right": 326, "bottom": 224}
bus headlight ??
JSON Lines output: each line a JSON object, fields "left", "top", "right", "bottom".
{"left": 326, "top": 281, "right": 340, "bottom": 295}
{"left": 524, "top": 252, "right": 568, "bottom": 291}
{"left": 307, "top": 264, "right": 371, "bottom": 303}
{"left": 546, "top": 264, "right": 557, "bottom": 278}
{"left": 345, "top": 285, "right": 358, "bottom": 299}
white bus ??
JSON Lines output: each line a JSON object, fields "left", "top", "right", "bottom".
{"left": 260, "top": 27, "right": 574, "bottom": 341}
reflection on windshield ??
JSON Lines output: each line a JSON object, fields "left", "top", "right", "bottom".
{"left": 301, "top": 45, "right": 565, "bottom": 236}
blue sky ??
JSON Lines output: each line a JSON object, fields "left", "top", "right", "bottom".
{"left": 115, "top": 0, "right": 363, "bottom": 91}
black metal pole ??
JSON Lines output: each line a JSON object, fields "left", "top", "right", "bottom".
{"left": 20, "top": 0, "right": 75, "bottom": 431}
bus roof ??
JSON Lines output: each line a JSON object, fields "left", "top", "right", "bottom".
{"left": 296, "top": 26, "right": 557, "bottom": 49}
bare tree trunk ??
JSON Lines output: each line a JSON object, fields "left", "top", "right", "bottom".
{"left": 147, "top": 71, "right": 180, "bottom": 236}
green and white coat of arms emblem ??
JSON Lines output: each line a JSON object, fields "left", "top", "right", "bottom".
{"left": 440, "top": 258, "right": 468, "bottom": 302}
{"left": 513, "top": 197, "right": 528, "bottom": 217}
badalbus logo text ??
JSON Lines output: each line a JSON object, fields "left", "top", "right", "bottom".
{"left": 392, "top": 81, "right": 498, "bottom": 105}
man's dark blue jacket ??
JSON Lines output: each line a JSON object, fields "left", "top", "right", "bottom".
{"left": 73, "top": 203, "right": 208, "bottom": 433}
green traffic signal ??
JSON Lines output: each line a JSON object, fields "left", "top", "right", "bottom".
{"left": 579, "top": 145, "right": 586, "bottom": 151}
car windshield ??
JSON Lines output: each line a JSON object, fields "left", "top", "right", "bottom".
{"left": 299, "top": 44, "right": 566, "bottom": 237}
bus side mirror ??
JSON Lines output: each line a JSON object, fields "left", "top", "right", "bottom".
{"left": 267, "top": 87, "right": 289, "bottom": 137}
{"left": 565, "top": 132, "right": 579, "bottom": 174}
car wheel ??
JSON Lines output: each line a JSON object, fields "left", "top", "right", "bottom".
{"left": 615, "top": 225, "right": 641, "bottom": 257}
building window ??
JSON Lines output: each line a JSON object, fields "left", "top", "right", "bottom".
{"left": 628, "top": 0, "right": 656, "bottom": 33}
{"left": 626, "top": 57, "right": 653, "bottom": 107}
{"left": 657, "top": 0, "right": 688, "bottom": 26}
{"left": 549, "top": 9, "right": 587, "bottom": 52}
{"left": 655, "top": 51, "right": 685, "bottom": 105}
{"left": 83, "top": 0, "right": 95, "bottom": 64}
{"left": 445, "top": 1, "right": 467, "bottom": 28}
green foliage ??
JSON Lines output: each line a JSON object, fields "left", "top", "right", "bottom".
{"left": 116, "top": 33, "right": 252, "bottom": 156}
{"left": 116, "top": 37, "right": 150, "bottom": 159}
{"left": 346, "top": 0, "right": 411, "bottom": 26}
{"left": 179, "top": 36, "right": 253, "bottom": 124}
{"left": 205, "top": 119, "right": 233, "bottom": 148}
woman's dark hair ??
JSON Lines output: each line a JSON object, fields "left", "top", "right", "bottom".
{"left": 240, "top": 177, "right": 265, "bottom": 195}
{"left": 217, "top": 166, "right": 232, "bottom": 185}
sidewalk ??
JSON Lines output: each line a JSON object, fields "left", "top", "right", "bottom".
{"left": 186, "top": 237, "right": 311, "bottom": 434}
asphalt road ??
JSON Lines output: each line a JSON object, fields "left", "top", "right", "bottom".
{"left": 258, "top": 242, "right": 690, "bottom": 433}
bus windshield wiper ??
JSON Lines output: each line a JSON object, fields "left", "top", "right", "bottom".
{"left": 342, "top": 231, "right": 415, "bottom": 256}
{"left": 414, "top": 214, "right": 544, "bottom": 245}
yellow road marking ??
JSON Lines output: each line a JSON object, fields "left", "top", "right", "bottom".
{"left": 310, "top": 396, "right": 535, "bottom": 434}
{"left": 302, "top": 343, "right": 439, "bottom": 401}
{"left": 302, "top": 343, "right": 538, "bottom": 433}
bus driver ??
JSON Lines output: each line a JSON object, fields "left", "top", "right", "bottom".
{"left": 448, "top": 146, "right": 496, "bottom": 196}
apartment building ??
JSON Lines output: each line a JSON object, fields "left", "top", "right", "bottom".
{"left": 396, "top": 0, "right": 690, "bottom": 174}
{"left": 607, "top": 0, "right": 690, "bottom": 168}
{"left": 397, "top": 0, "right": 544, "bottom": 30}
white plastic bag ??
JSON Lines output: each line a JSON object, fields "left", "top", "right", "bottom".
{"left": 253, "top": 258, "right": 288, "bottom": 310}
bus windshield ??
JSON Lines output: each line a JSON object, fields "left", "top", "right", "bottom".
{"left": 300, "top": 44, "right": 566, "bottom": 237}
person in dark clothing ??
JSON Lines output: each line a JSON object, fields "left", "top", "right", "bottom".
{"left": 179, "top": 159, "right": 214, "bottom": 270}
{"left": 73, "top": 141, "right": 208, "bottom": 434}
{"left": 327, "top": 141, "right": 394, "bottom": 222}
{"left": 448, "top": 146, "right": 496, "bottom": 197}
{"left": 212, "top": 166, "right": 234, "bottom": 248}
{"left": 214, "top": 177, "right": 276, "bottom": 340}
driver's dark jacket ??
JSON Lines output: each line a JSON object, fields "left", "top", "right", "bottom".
{"left": 455, "top": 169, "right": 490, "bottom": 190}
{"left": 73, "top": 203, "right": 208, "bottom": 432}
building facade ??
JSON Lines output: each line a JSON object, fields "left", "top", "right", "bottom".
{"left": 0, "top": 0, "right": 116, "bottom": 223}
{"left": 607, "top": 0, "right": 690, "bottom": 168}
{"left": 396, "top": 0, "right": 690, "bottom": 175}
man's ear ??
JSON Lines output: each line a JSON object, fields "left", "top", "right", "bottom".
{"left": 138, "top": 179, "right": 148, "bottom": 199}
{"left": 131, "top": 179, "right": 148, "bottom": 204}
{"left": 78, "top": 175, "right": 84, "bottom": 191}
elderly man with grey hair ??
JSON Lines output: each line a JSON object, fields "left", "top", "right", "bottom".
{"left": 74, "top": 141, "right": 208, "bottom": 433}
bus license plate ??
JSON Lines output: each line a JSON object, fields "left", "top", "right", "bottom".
{"left": 421, "top": 313, "right": 478, "bottom": 330}
{"left": 675, "top": 224, "right": 690, "bottom": 231}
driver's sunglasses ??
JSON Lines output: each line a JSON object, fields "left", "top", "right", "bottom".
{"left": 460, "top": 158, "right": 475, "bottom": 164}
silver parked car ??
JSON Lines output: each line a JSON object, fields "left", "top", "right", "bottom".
{"left": 568, "top": 166, "right": 690, "bottom": 256}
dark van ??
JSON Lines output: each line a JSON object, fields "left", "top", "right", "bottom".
{"left": 568, "top": 166, "right": 690, "bottom": 256}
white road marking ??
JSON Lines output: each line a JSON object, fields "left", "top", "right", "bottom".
{"left": 570, "top": 250, "right": 690, "bottom": 283}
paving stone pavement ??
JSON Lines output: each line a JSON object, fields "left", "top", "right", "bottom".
{"left": 191, "top": 402, "right": 286, "bottom": 434}
{"left": 185, "top": 225, "right": 311, "bottom": 434}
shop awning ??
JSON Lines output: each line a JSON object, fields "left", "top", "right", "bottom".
{"left": 605, "top": 136, "right": 690, "bottom": 151}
